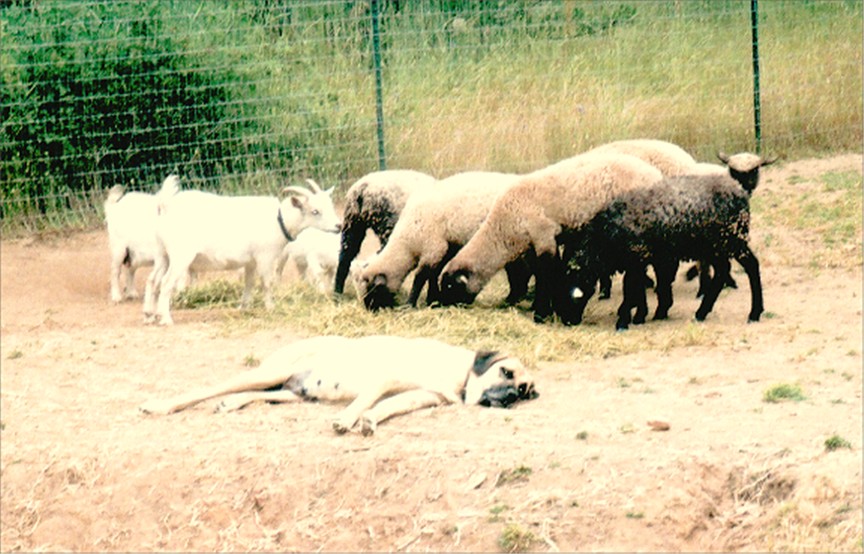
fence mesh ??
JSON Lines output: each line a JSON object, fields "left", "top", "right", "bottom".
{"left": 1, "top": 0, "right": 861, "bottom": 236}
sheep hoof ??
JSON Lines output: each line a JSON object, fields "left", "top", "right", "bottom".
{"left": 533, "top": 312, "right": 552, "bottom": 324}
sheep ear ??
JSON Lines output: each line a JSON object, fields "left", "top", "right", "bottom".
{"left": 760, "top": 155, "right": 779, "bottom": 166}
{"left": 716, "top": 151, "right": 730, "bottom": 164}
{"left": 304, "top": 178, "right": 323, "bottom": 194}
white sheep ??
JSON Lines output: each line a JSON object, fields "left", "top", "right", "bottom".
{"left": 584, "top": 138, "right": 698, "bottom": 176}
{"left": 143, "top": 178, "right": 341, "bottom": 325}
{"left": 438, "top": 154, "right": 664, "bottom": 322}
{"left": 277, "top": 227, "right": 341, "bottom": 294}
{"left": 356, "top": 171, "right": 527, "bottom": 311}
{"left": 334, "top": 169, "right": 437, "bottom": 294}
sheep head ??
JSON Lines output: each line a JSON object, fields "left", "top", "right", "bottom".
{"left": 717, "top": 152, "right": 779, "bottom": 195}
{"left": 438, "top": 267, "right": 481, "bottom": 306}
{"left": 359, "top": 272, "right": 396, "bottom": 311}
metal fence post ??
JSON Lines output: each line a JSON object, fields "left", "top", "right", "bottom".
{"left": 371, "top": 0, "right": 387, "bottom": 170}
{"left": 750, "top": 0, "right": 762, "bottom": 154}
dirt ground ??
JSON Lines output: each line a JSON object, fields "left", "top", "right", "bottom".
{"left": 1, "top": 156, "right": 862, "bottom": 552}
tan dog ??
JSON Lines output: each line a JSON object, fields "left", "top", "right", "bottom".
{"left": 139, "top": 335, "right": 537, "bottom": 435}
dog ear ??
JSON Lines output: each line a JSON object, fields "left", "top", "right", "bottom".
{"left": 472, "top": 350, "right": 501, "bottom": 376}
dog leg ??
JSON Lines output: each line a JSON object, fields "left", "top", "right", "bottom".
{"left": 332, "top": 387, "right": 389, "bottom": 434}
{"left": 139, "top": 359, "right": 298, "bottom": 415}
{"left": 359, "top": 390, "right": 447, "bottom": 436}
{"left": 214, "top": 390, "right": 302, "bottom": 413}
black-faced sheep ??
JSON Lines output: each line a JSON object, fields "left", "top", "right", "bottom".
{"left": 334, "top": 169, "right": 436, "bottom": 295}
{"left": 557, "top": 139, "right": 699, "bottom": 298}
{"left": 356, "top": 171, "right": 529, "bottom": 311}
{"left": 683, "top": 152, "right": 778, "bottom": 296}
{"left": 559, "top": 172, "right": 764, "bottom": 330}
{"left": 438, "top": 154, "right": 664, "bottom": 322}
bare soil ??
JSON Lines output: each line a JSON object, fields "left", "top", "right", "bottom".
{"left": 1, "top": 156, "right": 862, "bottom": 552}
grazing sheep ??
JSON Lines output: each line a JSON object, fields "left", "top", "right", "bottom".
{"left": 555, "top": 139, "right": 698, "bottom": 299}
{"left": 561, "top": 172, "right": 764, "bottom": 330}
{"left": 438, "top": 154, "right": 664, "bottom": 322}
{"left": 144, "top": 178, "right": 341, "bottom": 325}
{"left": 584, "top": 138, "right": 697, "bottom": 176}
{"left": 356, "top": 171, "right": 529, "bottom": 311}
{"left": 334, "top": 169, "right": 437, "bottom": 295}
{"left": 277, "top": 227, "right": 341, "bottom": 294}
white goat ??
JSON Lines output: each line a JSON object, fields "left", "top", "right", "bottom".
{"left": 143, "top": 178, "right": 341, "bottom": 325}
{"left": 104, "top": 176, "right": 187, "bottom": 303}
{"left": 277, "top": 227, "right": 341, "bottom": 294}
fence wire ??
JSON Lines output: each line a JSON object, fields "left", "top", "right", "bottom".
{"left": 1, "top": 0, "right": 861, "bottom": 236}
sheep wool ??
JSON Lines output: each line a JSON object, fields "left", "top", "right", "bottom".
{"left": 562, "top": 173, "right": 763, "bottom": 330}
{"left": 335, "top": 169, "right": 436, "bottom": 294}
{"left": 438, "top": 153, "right": 664, "bottom": 320}
{"left": 357, "top": 171, "right": 523, "bottom": 311}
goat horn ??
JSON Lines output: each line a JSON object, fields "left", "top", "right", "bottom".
{"left": 282, "top": 186, "right": 311, "bottom": 197}
{"left": 304, "top": 178, "right": 323, "bottom": 193}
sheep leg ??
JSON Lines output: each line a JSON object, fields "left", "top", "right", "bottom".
{"left": 334, "top": 224, "right": 366, "bottom": 294}
{"left": 652, "top": 259, "right": 678, "bottom": 320}
{"left": 503, "top": 258, "right": 532, "bottom": 305}
{"left": 407, "top": 266, "right": 432, "bottom": 307}
{"left": 695, "top": 258, "right": 731, "bottom": 321}
{"left": 735, "top": 247, "right": 763, "bottom": 322}
{"left": 531, "top": 252, "right": 563, "bottom": 323}
{"left": 358, "top": 389, "right": 447, "bottom": 436}
{"left": 616, "top": 266, "right": 647, "bottom": 330}
{"left": 598, "top": 273, "right": 613, "bottom": 300}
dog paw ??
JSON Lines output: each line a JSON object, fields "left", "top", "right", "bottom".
{"left": 138, "top": 400, "right": 174, "bottom": 415}
{"left": 215, "top": 396, "right": 249, "bottom": 413}
{"left": 360, "top": 417, "right": 376, "bottom": 437}
{"left": 332, "top": 420, "right": 351, "bottom": 435}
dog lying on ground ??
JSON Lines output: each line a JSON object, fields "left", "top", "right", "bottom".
{"left": 139, "top": 335, "right": 537, "bottom": 435}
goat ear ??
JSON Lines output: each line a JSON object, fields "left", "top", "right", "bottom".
{"left": 716, "top": 151, "right": 730, "bottom": 164}
{"left": 290, "top": 195, "right": 306, "bottom": 210}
